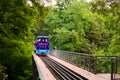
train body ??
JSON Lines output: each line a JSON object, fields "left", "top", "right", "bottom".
{"left": 35, "top": 36, "right": 50, "bottom": 56}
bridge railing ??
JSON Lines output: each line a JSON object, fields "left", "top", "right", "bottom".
{"left": 51, "top": 50, "right": 97, "bottom": 73}
{"left": 111, "top": 57, "right": 120, "bottom": 80}
{"left": 50, "top": 50, "right": 120, "bottom": 80}
{"left": 32, "top": 56, "right": 40, "bottom": 80}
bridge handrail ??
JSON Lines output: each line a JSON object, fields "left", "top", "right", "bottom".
{"left": 51, "top": 50, "right": 120, "bottom": 80}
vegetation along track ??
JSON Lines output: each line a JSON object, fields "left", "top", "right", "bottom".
{"left": 41, "top": 56, "right": 88, "bottom": 80}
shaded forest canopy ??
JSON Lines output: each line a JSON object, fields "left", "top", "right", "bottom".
{"left": 0, "top": 0, "right": 120, "bottom": 80}
{"left": 45, "top": 0, "right": 120, "bottom": 56}
{"left": 0, "top": 0, "right": 49, "bottom": 79}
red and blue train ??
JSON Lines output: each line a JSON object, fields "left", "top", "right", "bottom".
{"left": 35, "top": 36, "right": 50, "bottom": 56}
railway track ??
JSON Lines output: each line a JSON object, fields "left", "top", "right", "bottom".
{"left": 41, "top": 57, "right": 88, "bottom": 80}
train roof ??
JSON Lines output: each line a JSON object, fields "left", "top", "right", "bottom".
{"left": 36, "top": 36, "right": 49, "bottom": 38}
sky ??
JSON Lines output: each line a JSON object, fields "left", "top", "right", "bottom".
{"left": 51, "top": 0, "right": 92, "bottom": 6}
{"left": 87, "top": 0, "right": 91, "bottom": 2}
{"left": 27, "top": 0, "right": 92, "bottom": 7}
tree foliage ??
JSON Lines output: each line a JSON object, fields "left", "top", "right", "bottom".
{"left": 45, "top": 0, "right": 106, "bottom": 54}
{"left": 0, "top": 0, "right": 49, "bottom": 79}
{"left": 90, "top": 0, "right": 120, "bottom": 56}
{"left": 0, "top": 64, "right": 7, "bottom": 80}
{"left": 45, "top": 0, "right": 120, "bottom": 56}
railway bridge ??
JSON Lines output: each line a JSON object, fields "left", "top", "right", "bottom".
{"left": 32, "top": 50, "right": 120, "bottom": 80}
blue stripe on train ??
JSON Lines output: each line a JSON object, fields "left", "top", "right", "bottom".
{"left": 36, "top": 50, "right": 50, "bottom": 54}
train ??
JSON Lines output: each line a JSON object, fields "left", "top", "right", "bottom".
{"left": 34, "top": 36, "right": 50, "bottom": 56}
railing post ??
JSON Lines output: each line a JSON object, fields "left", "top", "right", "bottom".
{"left": 94, "top": 56, "right": 97, "bottom": 74}
{"left": 68, "top": 51, "right": 70, "bottom": 62}
{"left": 79, "top": 54, "right": 81, "bottom": 67}
{"left": 84, "top": 56, "right": 86, "bottom": 69}
{"left": 115, "top": 57, "right": 117, "bottom": 74}
{"left": 111, "top": 58, "right": 114, "bottom": 80}
{"left": 89, "top": 56, "right": 91, "bottom": 71}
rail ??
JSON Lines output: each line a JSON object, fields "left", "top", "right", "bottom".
{"left": 32, "top": 52, "right": 56, "bottom": 80}
{"left": 41, "top": 56, "right": 88, "bottom": 80}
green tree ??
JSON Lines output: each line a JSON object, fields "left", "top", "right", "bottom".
{"left": 108, "top": 34, "right": 120, "bottom": 56}
{"left": 0, "top": 64, "right": 7, "bottom": 80}
{"left": 90, "top": 0, "right": 120, "bottom": 55}
{"left": 0, "top": 0, "right": 49, "bottom": 79}
{"left": 45, "top": 0, "right": 106, "bottom": 54}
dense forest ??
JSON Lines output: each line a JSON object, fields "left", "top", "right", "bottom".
{"left": 45, "top": 0, "right": 120, "bottom": 56}
{"left": 0, "top": 0, "right": 49, "bottom": 79}
{"left": 0, "top": 0, "right": 120, "bottom": 80}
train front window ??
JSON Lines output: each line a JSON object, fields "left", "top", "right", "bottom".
{"left": 36, "top": 38, "right": 40, "bottom": 42}
{"left": 45, "top": 39, "right": 48, "bottom": 42}
{"left": 42, "top": 39, "right": 44, "bottom": 42}
{"left": 41, "top": 38, "right": 48, "bottom": 43}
